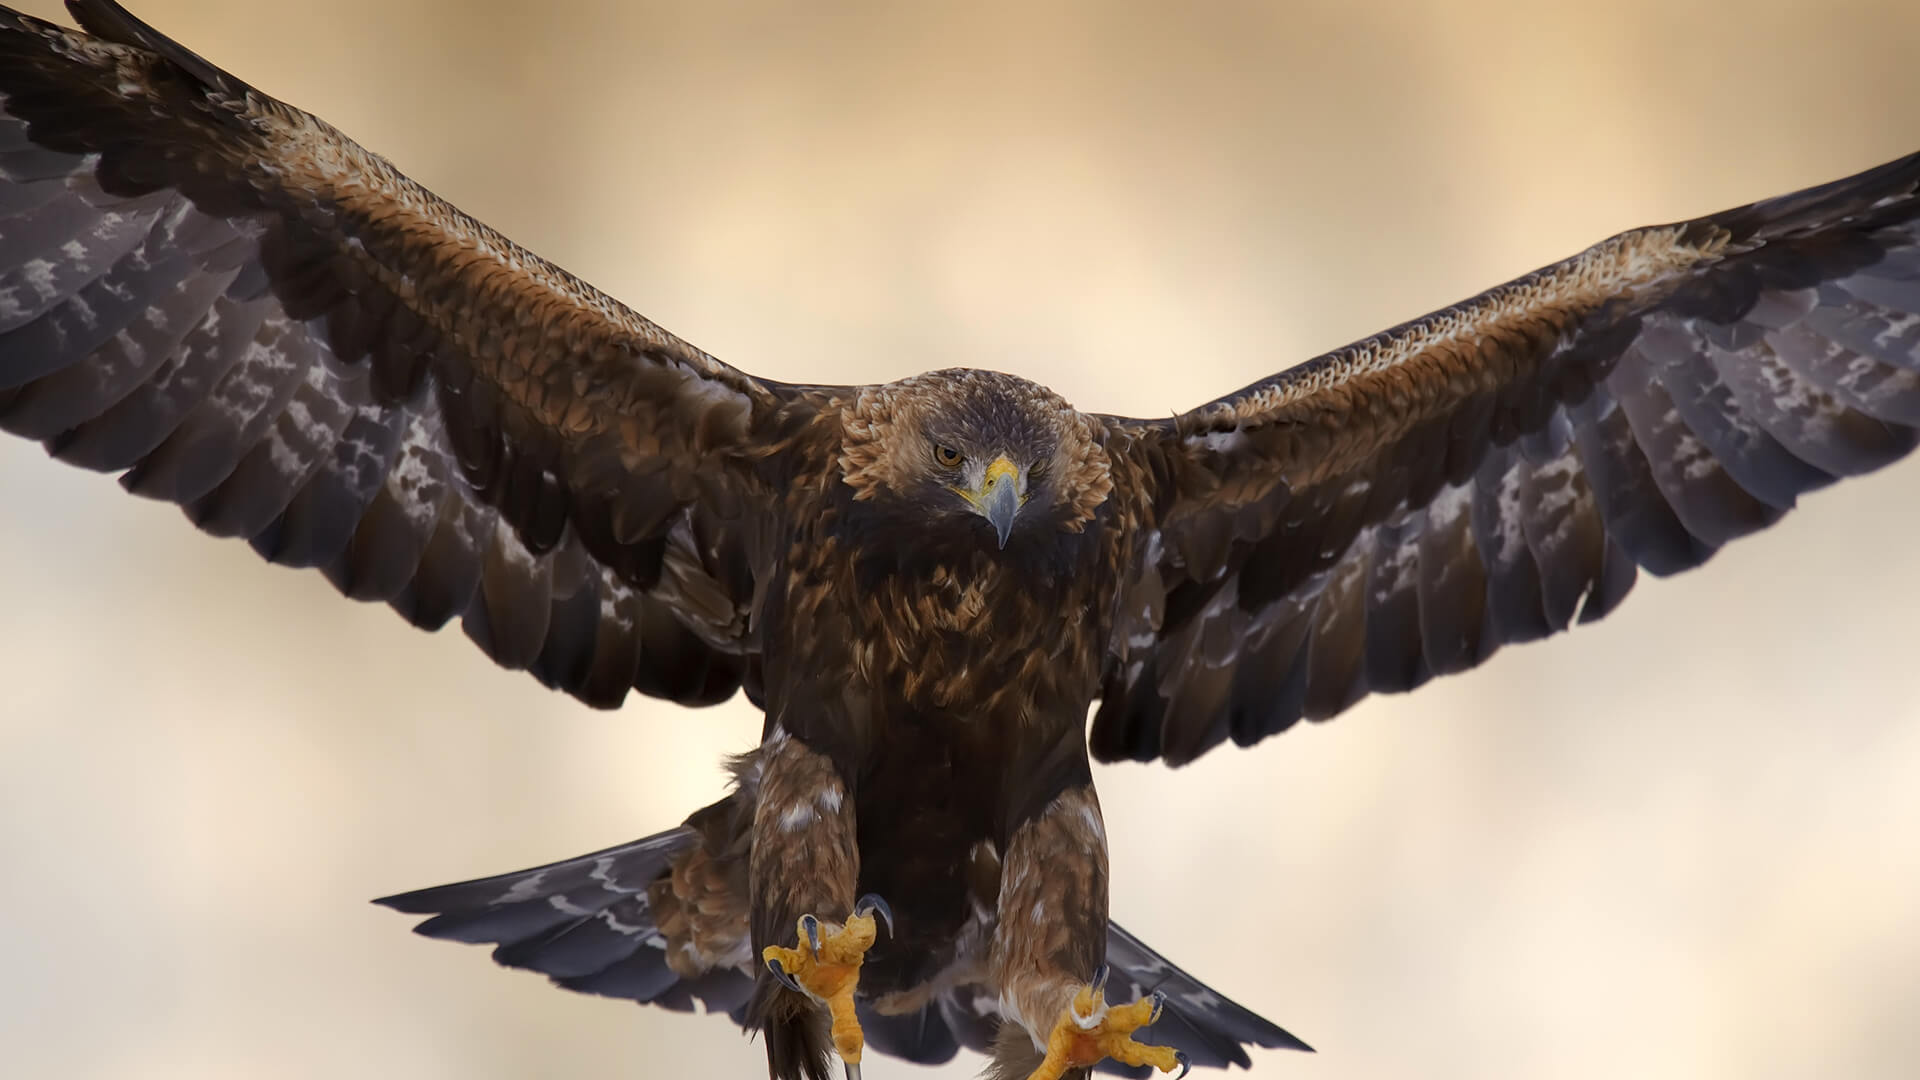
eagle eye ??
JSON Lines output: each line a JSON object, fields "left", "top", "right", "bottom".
{"left": 933, "top": 443, "right": 965, "bottom": 468}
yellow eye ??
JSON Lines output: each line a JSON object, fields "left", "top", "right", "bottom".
{"left": 933, "top": 444, "right": 965, "bottom": 468}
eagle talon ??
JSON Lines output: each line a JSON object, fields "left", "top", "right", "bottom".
{"left": 1172, "top": 1049, "right": 1191, "bottom": 1080}
{"left": 759, "top": 907, "right": 885, "bottom": 1070}
{"left": 853, "top": 893, "right": 895, "bottom": 937}
{"left": 1025, "top": 981, "right": 1185, "bottom": 1080}
{"left": 765, "top": 957, "right": 803, "bottom": 993}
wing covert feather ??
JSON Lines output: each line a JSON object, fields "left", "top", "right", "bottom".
{"left": 1095, "top": 149, "right": 1920, "bottom": 765}
{"left": 0, "top": 2, "right": 832, "bottom": 709}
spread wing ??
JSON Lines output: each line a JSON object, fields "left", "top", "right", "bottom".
{"left": 1095, "top": 149, "right": 1920, "bottom": 766}
{"left": 0, "top": 2, "right": 832, "bottom": 708}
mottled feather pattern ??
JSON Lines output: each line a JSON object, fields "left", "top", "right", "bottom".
{"left": 376, "top": 827, "right": 758, "bottom": 1018}
{"left": 379, "top": 786, "right": 1304, "bottom": 1076}
{"left": 1095, "top": 151, "right": 1920, "bottom": 765}
{"left": 1179, "top": 224, "right": 1721, "bottom": 451}
{"left": 0, "top": 3, "right": 816, "bottom": 709}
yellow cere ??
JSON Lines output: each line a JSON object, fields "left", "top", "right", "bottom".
{"left": 983, "top": 455, "right": 1019, "bottom": 490}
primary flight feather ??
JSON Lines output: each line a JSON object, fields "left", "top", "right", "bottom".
{"left": 3, "top": 3, "right": 1918, "bottom": 1078}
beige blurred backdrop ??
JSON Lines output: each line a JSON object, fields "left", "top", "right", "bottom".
{"left": 4, "top": 1, "right": 1920, "bottom": 1078}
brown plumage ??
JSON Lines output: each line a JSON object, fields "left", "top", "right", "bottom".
{"left": 5, "top": 3, "right": 1920, "bottom": 1078}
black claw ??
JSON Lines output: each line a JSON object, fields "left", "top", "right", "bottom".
{"left": 799, "top": 914, "right": 823, "bottom": 955}
{"left": 1090, "top": 964, "right": 1110, "bottom": 993}
{"left": 1146, "top": 989, "right": 1167, "bottom": 1024}
{"left": 766, "top": 957, "right": 803, "bottom": 993}
{"left": 853, "top": 893, "right": 895, "bottom": 937}
{"left": 1171, "top": 1049, "right": 1191, "bottom": 1080}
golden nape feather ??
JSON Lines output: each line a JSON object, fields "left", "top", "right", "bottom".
{"left": 4, "top": 2, "right": 1920, "bottom": 1080}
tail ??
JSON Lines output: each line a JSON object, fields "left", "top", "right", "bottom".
{"left": 1099, "top": 923, "right": 1312, "bottom": 1072}
{"left": 378, "top": 824, "right": 837, "bottom": 1080}
{"left": 862, "top": 922, "right": 1312, "bottom": 1078}
{"left": 378, "top": 835, "right": 1310, "bottom": 1075}
{"left": 373, "top": 827, "right": 756, "bottom": 1020}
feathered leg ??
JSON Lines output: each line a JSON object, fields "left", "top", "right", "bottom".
{"left": 749, "top": 726, "right": 875, "bottom": 1080}
{"left": 988, "top": 784, "right": 1185, "bottom": 1080}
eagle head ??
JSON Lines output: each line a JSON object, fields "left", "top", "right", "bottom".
{"left": 837, "top": 369, "right": 1113, "bottom": 549}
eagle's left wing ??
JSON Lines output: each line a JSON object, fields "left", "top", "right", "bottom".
{"left": 0, "top": 2, "right": 839, "bottom": 709}
{"left": 1095, "top": 149, "right": 1920, "bottom": 766}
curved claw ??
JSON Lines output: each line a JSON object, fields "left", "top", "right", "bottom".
{"left": 1172, "top": 1049, "right": 1191, "bottom": 1080}
{"left": 853, "top": 893, "right": 895, "bottom": 938}
{"left": 842, "top": 1063, "right": 863, "bottom": 1080}
{"left": 1146, "top": 989, "right": 1167, "bottom": 1024}
{"left": 765, "top": 957, "right": 804, "bottom": 993}
{"left": 1090, "top": 963, "right": 1110, "bottom": 994}
{"left": 800, "top": 913, "right": 823, "bottom": 955}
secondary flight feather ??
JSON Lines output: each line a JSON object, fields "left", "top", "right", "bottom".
{"left": 3, "top": 3, "right": 1918, "bottom": 1079}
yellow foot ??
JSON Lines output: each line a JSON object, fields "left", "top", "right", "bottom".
{"left": 762, "top": 894, "right": 893, "bottom": 1071}
{"left": 1026, "top": 974, "right": 1189, "bottom": 1080}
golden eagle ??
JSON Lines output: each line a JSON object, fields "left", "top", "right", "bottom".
{"left": 4, "top": 3, "right": 1920, "bottom": 1079}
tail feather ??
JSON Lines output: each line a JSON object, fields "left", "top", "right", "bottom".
{"left": 377, "top": 828, "right": 695, "bottom": 917}
{"left": 373, "top": 827, "right": 756, "bottom": 1013}
{"left": 856, "top": 997, "right": 964, "bottom": 1066}
{"left": 489, "top": 892, "right": 661, "bottom": 979}
{"left": 1098, "top": 922, "right": 1313, "bottom": 1073}
{"left": 547, "top": 948, "right": 681, "bottom": 1003}
{"left": 376, "top": 833, "right": 1309, "bottom": 1074}
{"left": 753, "top": 979, "right": 836, "bottom": 1080}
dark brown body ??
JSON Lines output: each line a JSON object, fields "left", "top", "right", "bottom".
{"left": 740, "top": 399, "right": 1140, "bottom": 1077}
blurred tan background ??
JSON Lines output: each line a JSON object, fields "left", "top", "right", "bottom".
{"left": 4, "top": 1, "right": 1920, "bottom": 1077}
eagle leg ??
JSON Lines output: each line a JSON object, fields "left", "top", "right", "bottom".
{"left": 1024, "top": 985, "right": 1190, "bottom": 1080}
{"left": 760, "top": 894, "right": 892, "bottom": 1070}
{"left": 986, "top": 782, "right": 1188, "bottom": 1079}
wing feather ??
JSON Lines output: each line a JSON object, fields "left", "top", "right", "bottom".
{"left": 1096, "top": 148, "right": 1920, "bottom": 765}
{"left": 0, "top": 2, "right": 837, "bottom": 708}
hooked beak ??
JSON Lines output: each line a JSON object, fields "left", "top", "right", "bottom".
{"left": 977, "top": 455, "right": 1022, "bottom": 549}
{"left": 984, "top": 473, "right": 1020, "bottom": 548}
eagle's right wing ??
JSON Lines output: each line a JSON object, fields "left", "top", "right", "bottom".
{"left": 1, "top": 2, "right": 837, "bottom": 708}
